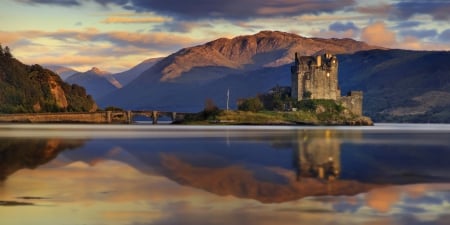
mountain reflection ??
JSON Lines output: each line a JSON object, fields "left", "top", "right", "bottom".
{"left": 0, "top": 138, "right": 85, "bottom": 181}
{"left": 2, "top": 127, "right": 450, "bottom": 204}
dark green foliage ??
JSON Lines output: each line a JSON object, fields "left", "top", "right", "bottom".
{"left": 297, "top": 99, "right": 317, "bottom": 112}
{"left": 258, "top": 85, "right": 292, "bottom": 111}
{"left": 183, "top": 98, "right": 222, "bottom": 122}
{"left": 238, "top": 97, "right": 264, "bottom": 112}
{"left": 302, "top": 91, "right": 312, "bottom": 99}
{"left": 0, "top": 51, "right": 96, "bottom": 113}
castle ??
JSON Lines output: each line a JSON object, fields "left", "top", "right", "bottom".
{"left": 291, "top": 53, "right": 363, "bottom": 116}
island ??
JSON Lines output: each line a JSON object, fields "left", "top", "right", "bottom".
{"left": 181, "top": 53, "right": 373, "bottom": 126}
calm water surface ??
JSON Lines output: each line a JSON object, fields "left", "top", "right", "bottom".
{"left": 0, "top": 123, "right": 450, "bottom": 225}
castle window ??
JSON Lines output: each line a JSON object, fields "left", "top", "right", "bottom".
{"left": 326, "top": 72, "right": 330, "bottom": 77}
{"left": 305, "top": 72, "right": 311, "bottom": 80}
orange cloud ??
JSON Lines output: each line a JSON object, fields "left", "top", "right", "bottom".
{"left": 102, "top": 16, "right": 171, "bottom": 24}
{"left": 361, "top": 21, "right": 397, "bottom": 47}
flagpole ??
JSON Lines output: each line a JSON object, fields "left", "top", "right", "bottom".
{"left": 226, "top": 88, "right": 230, "bottom": 111}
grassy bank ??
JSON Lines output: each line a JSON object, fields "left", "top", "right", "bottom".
{"left": 183, "top": 110, "right": 373, "bottom": 126}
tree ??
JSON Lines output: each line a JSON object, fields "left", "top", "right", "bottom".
{"left": 4, "top": 46, "right": 12, "bottom": 58}
{"left": 0, "top": 43, "right": 3, "bottom": 56}
{"left": 202, "top": 98, "right": 220, "bottom": 119}
{"left": 204, "top": 98, "right": 219, "bottom": 113}
{"left": 238, "top": 97, "right": 264, "bottom": 112}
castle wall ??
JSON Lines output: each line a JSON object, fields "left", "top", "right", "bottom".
{"left": 339, "top": 91, "right": 363, "bottom": 116}
{"left": 291, "top": 54, "right": 340, "bottom": 101}
{"left": 291, "top": 53, "right": 364, "bottom": 116}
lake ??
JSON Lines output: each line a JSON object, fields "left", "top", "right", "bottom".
{"left": 1, "top": 123, "right": 450, "bottom": 225}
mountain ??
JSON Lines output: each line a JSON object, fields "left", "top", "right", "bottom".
{"left": 44, "top": 65, "right": 79, "bottom": 80}
{"left": 66, "top": 67, "right": 121, "bottom": 101}
{"left": 0, "top": 52, "right": 96, "bottom": 113}
{"left": 112, "top": 57, "right": 163, "bottom": 85}
{"left": 99, "top": 31, "right": 380, "bottom": 111}
{"left": 338, "top": 49, "right": 450, "bottom": 122}
{"left": 98, "top": 30, "right": 450, "bottom": 122}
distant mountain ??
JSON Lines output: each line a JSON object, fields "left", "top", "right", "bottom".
{"left": 44, "top": 65, "right": 79, "bottom": 80}
{"left": 113, "top": 57, "right": 163, "bottom": 85}
{"left": 0, "top": 52, "right": 96, "bottom": 113}
{"left": 99, "top": 31, "right": 450, "bottom": 122}
{"left": 99, "top": 31, "right": 380, "bottom": 110}
{"left": 66, "top": 67, "right": 121, "bottom": 101}
{"left": 338, "top": 49, "right": 450, "bottom": 122}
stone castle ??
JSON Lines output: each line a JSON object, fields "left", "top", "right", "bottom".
{"left": 291, "top": 53, "right": 363, "bottom": 116}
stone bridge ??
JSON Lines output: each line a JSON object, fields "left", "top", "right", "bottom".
{"left": 0, "top": 110, "right": 194, "bottom": 124}
{"left": 129, "top": 110, "right": 191, "bottom": 124}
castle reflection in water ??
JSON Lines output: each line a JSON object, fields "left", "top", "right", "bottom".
{"left": 292, "top": 130, "right": 358, "bottom": 182}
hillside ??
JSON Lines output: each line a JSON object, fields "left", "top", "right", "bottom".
{"left": 66, "top": 67, "right": 120, "bottom": 100}
{"left": 0, "top": 51, "right": 97, "bottom": 113}
{"left": 99, "top": 31, "right": 380, "bottom": 110}
{"left": 338, "top": 49, "right": 450, "bottom": 122}
{"left": 112, "top": 57, "right": 163, "bottom": 85}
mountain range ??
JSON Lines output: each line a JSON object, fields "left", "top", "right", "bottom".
{"left": 46, "top": 31, "right": 450, "bottom": 122}
{"left": 99, "top": 31, "right": 379, "bottom": 110}
{"left": 65, "top": 67, "right": 121, "bottom": 100}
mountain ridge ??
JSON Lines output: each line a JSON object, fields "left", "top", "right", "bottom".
{"left": 100, "top": 31, "right": 382, "bottom": 110}
{"left": 66, "top": 67, "right": 120, "bottom": 100}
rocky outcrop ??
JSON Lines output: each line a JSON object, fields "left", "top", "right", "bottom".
{"left": 0, "top": 54, "right": 97, "bottom": 113}
{"left": 48, "top": 76, "right": 68, "bottom": 108}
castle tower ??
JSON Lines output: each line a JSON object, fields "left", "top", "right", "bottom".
{"left": 291, "top": 53, "right": 340, "bottom": 101}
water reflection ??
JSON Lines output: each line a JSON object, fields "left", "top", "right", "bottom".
{"left": 293, "top": 130, "right": 342, "bottom": 181}
{"left": 0, "top": 124, "right": 449, "bottom": 225}
{"left": 0, "top": 138, "right": 85, "bottom": 181}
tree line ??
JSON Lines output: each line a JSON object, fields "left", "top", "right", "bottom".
{"left": 0, "top": 43, "right": 13, "bottom": 58}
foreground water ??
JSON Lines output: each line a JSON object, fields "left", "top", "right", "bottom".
{"left": 0, "top": 123, "right": 449, "bottom": 225}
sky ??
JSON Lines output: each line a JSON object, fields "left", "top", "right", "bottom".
{"left": 1, "top": 0, "right": 450, "bottom": 73}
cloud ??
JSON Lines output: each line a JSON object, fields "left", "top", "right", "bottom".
{"left": 311, "top": 21, "right": 360, "bottom": 40}
{"left": 152, "top": 21, "right": 213, "bottom": 33}
{"left": 394, "top": 21, "right": 422, "bottom": 29}
{"left": 102, "top": 16, "right": 171, "bottom": 24}
{"left": 14, "top": 28, "right": 198, "bottom": 50}
{"left": 329, "top": 21, "right": 359, "bottom": 32}
{"left": 392, "top": 1, "right": 450, "bottom": 20}
{"left": 438, "top": 29, "right": 450, "bottom": 42}
{"left": 400, "top": 29, "right": 438, "bottom": 39}
{"left": 360, "top": 21, "right": 396, "bottom": 47}
{"left": 1, "top": 28, "right": 201, "bottom": 72}
{"left": 356, "top": 3, "right": 392, "bottom": 16}
{"left": 90, "top": 0, "right": 357, "bottom": 20}
{"left": 16, "top": 0, "right": 81, "bottom": 6}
